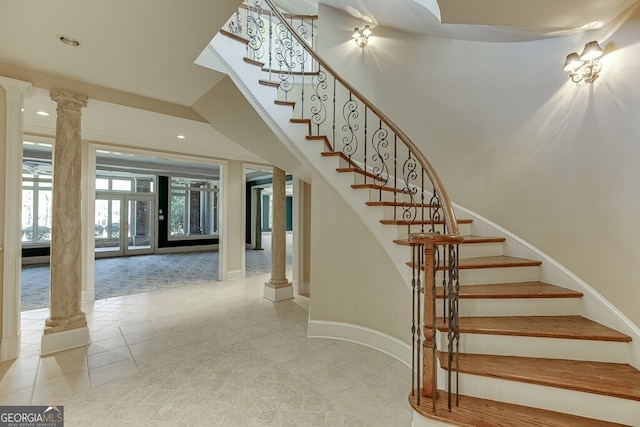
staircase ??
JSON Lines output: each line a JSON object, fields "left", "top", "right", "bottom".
{"left": 196, "top": 2, "right": 640, "bottom": 425}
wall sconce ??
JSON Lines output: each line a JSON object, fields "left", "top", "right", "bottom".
{"left": 352, "top": 25, "right": 372, "bottom": 48}
{"left": 563, "top": 41, "right": 603, "bottom": 85}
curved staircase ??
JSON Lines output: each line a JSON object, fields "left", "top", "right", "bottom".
{"left": 195, "top": 2, "right": 640, "bottom": 425}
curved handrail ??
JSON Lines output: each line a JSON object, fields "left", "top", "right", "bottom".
{"left": 263, "top": 0, "right": 459, "bottom": 235}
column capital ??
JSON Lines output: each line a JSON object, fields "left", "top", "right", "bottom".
{"left": 50, "top": 89, "right": 87, "bottom": 110}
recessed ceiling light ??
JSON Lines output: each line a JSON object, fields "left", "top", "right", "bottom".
{"left": 176, "top": 135, "right": 186, "bottom": 140}
{"left": 58, "top": 35, "right": 80, "bottom": 47}
{"left": 35, "top": 111, "right": 50, "bottom": 116}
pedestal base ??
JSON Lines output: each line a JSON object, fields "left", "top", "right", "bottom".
{"left": 263, "top": 282, "right": 294, "bottom": 302}
{"left": 41, "top": 326, "right": 90, "bottom": 356}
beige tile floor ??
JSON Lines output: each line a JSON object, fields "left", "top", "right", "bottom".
{"left": 0, "top": 273, "right": 412, "bottom": 426}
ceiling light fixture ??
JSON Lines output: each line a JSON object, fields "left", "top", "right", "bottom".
{"left": 352, "top": 25, "right": 372, "bottom": 48}
{"left": 35, "top": 111, "right": 50, "bottom": 116}
{"left": 176, "top": 135, "right": 186, "bottom": 140}
{"left": 563, "top": 40, "right": 603, "bottom": 85}
{"left": 58, "top": 35, "right": 80, "bottom": 47}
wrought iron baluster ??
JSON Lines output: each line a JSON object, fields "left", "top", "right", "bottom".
{"left": 416, "top": 243, "right": 423, "bottom": 406}
{"left": 364, "top": 106, "right": 369, "bottom": 187}
{"left": 453, "top": 243, "right": 461, "bottom": 407}
{"left": 371, "top": 119, "right": 390, "bottom": 189}
{"left": 332, "top": 76, "right": 336, "bottom": 152}
{"left": 393, "top": 135, "right": 398, "bottom": 222}
{"left": 342, "top": 93, "right": 359, "bottom": 163}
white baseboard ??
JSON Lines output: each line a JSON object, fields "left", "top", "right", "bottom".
{"left": 263, "top": 283, "right": 294, "bottom": 301}
{"left": 40, "top": 327, "right": 90, "bottom": 356}
{"left": 307, "top": 320, "right": 411, "bottom": 367}
{"left": 0, "top": 333, "right": 21, "bottom": 361}
{"left": 223, "top": 269, "right": 242, "bottom": 281}
{"left": 293, "top": 280, "right": 310, "bottom": 296}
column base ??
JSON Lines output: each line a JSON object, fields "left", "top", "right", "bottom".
{"left": 41, "top": 326, "right": 90, "bottom": 356}
{"left": 0, "top": 332, "right": 21, "bottom": 362}
{"left": 263, "top": 282, "right": 294, "bottom": 302}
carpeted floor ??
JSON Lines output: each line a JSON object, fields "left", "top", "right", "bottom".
{"left": 21, "top": 235, "right": 292, "bottom": 311}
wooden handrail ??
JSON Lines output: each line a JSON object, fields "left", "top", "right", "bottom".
{"left": 263, "top": 0, "right": 459, "bottom": 235}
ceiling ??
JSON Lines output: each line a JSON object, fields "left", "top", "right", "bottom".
{"left": 1, "top": 0, "right": 637, "bottom": 167}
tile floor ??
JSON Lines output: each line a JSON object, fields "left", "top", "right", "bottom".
{"left": 0, "top": 273, "right": 413, "bottom": 426}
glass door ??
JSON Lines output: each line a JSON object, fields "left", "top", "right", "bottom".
{"left": 95, "top": 195, "right": 155, "bottom": 256}
{"left": 95, "top": 197, "right": 122, "bottom": 255}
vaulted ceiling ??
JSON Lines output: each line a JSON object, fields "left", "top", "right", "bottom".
{"left": 0, "top": 0, "right": 637, "bottom": 161}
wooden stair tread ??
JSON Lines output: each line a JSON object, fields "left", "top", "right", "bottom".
{"left": 243, "top": 57, "right": 264, "bottom": 67}
{"left": 367, "top": 201, "right": 435, "bottom": 208}
{"left": 258, "top": 79, "right": 280, "bottom": 88}
{"left": 436, "top": 282, "right": 583, "bottom": 299}
{"left": 409, "top": 392, "right": 628, "bottom": 427}
{"left": 407, "top": 256, "right": 542, "bottom": 271}
{"left": 274, "top": 100, "right": 295, "bottom": 107}
{"left": 440, "top": 352, "right": 640, "bottom": 402}
{"left": 381, "top": 218, "right": 473, "bottom": 225}
{"left": 395, "top": 235, "right": 505, "bottom": 246}
{"left": 219, "top": 29, "right": 248, "bottom": 44}
{"left": 437, "top": 315, "right": 631, "bottom": 342}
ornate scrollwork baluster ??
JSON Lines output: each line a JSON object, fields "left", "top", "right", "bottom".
{"left": 228, "top": 10, "right": 243, "bottom": 36}
{"left": 246, "top": 1, "right": 266, "bottom": 61}
{"left": 402, "top": 155, "right": 418, "bottom": 225}
{"left": 371, "top": 122, "right": 390, "bottom": 188}
{"left": 310, "top": 70, "right": 328, "bottom": 135}
{"left": 274, "top": 22, "right": 295, "bottom": 99}
{"left": 430, "top": 188, "right": 441, "bottom": 234}
{"left": 342, "top": 95, "right": 359, "bottom": 159}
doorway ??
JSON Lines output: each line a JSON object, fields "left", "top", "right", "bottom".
{"left": 95, "top": 194, "right": 155, "bottom": 257}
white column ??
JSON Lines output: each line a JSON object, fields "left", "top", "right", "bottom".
{"left": 220, "top": 160, "right": 244, "bottom": 281}
{"left": 264, "top": 167, "right": 293, "bottom": 301}
{"left": 292, "top": 178, "right": 310, "bottom": 296}
{"left": 41, "top": 89, "right": 90, "bottom": 356}
{"left": 0, "top": 77, "right": 34, "bottom": 362}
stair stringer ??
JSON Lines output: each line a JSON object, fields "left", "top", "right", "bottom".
{"left": 451, "top": 203, "right": 640, "bottom": 370}
{"left": 197, "top": 33, "right": 415, "bottom": 287}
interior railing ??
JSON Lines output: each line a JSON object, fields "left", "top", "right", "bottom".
{"left": 223, "top": 0, "right": 462, "bottom": 414}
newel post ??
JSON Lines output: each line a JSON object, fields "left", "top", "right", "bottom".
{"left": 409, "top": 232, "right": 464, "bottom": 410}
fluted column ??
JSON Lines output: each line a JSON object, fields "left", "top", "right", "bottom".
{"left": 263, "top": 167, "right": 292, "bottom": 301}
{"left": 41, "top": 89, "right": 90, "bottom": 355}
{"left": 0, "top": 77, "right": 34, "bottom": 361}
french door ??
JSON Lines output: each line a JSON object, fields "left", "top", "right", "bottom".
{"left": 95, "top": 194, "right": 155, "bottom": 257}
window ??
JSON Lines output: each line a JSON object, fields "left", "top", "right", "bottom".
{"left": 170, "top": 177, "right": 219, "bottom": 238}
{"left": 22, "top": 171, "right": 53, "bottom": 244}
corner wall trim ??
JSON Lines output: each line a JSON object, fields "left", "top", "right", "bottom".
{"left": 307, "top": 320, "right": 411, "bottom": 367}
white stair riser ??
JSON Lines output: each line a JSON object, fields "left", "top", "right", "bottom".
{"left": 452, "top": 266, "right": 540, "bottom": 284}
{"left": 397, "top": 223, "right": 472, "bottom": 240}
{"left": 381, "top": 205, "right": 442, "bottom": 221}
{"left": 436, "top": 333, "right": 629, "bottom": 363}
{"left": 369, "top": 188, "right": 414, "bottom": 204}
{"left": 458, "top": 242, "right": 504, "bottom": 258}
{"left": 444, "top": 371, "right": 639, "bottom": 426}
{"left": 435, "top": 297, "right": 580, "bottom": 317}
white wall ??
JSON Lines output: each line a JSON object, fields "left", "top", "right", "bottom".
{"left": 309, "top": 174, "right": 411, "bottom": 342}
{"left": 317, "top": 4, "right": 640, "bottom": 328}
